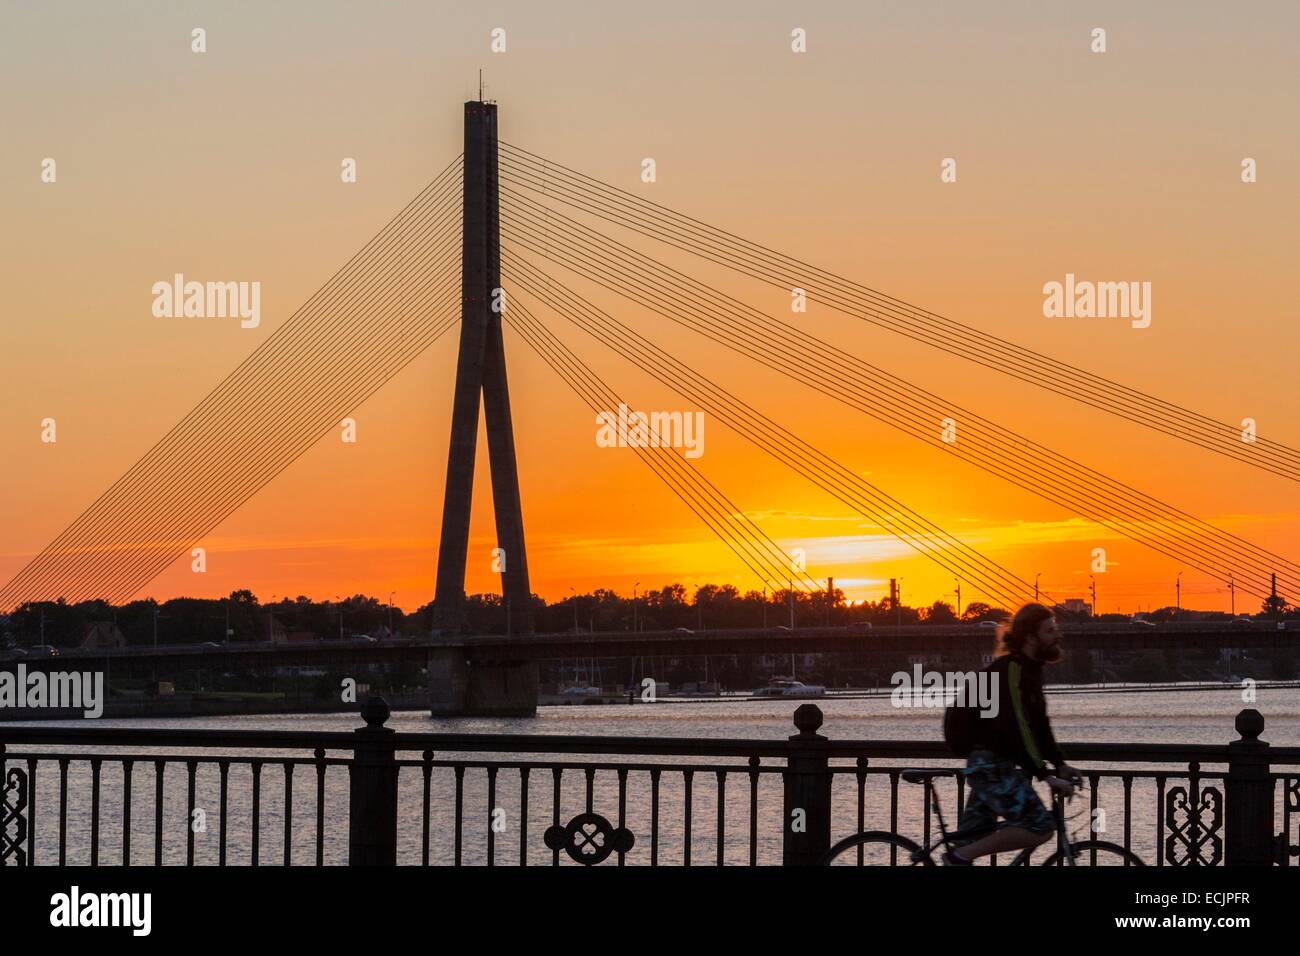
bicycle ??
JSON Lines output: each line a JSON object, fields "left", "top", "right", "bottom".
{"left": 819, "top": 768, "right": 1145, "bottom": 866}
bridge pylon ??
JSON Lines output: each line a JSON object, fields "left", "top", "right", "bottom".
{"left": 433, "top": 99, "right": 533, "bottom": 637}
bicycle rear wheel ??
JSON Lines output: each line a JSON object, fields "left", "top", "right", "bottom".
{"left": 819, "top": 831, "right": 936, "bottom": 866}
{"left": 1040, "top": 839, "right": 1146, "bottom": 866}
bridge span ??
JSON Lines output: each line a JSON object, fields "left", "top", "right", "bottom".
{"left": 4, "top": 621, "right": 1291, "bottom": 716}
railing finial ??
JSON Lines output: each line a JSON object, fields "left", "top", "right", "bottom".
{"left": 1234, "top": 708, "right": 1264, "bottom": 742}
{"left": 791, "top": 703, "right": 824, "bottom": 738}
{"left": 360, "top": 695, "right": 391, "bottom": 729}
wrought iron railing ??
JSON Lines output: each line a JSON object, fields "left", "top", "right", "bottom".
{"left": 2, "top": 700, "right": 1296, "bottom": 866}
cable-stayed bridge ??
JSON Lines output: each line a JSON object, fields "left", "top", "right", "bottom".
{"left": 2, "top": 101, "right": 1296, "bottom": 710}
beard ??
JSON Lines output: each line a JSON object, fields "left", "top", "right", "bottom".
{"left": 1037, "top": 643, "right": 1063, "bottom": 664}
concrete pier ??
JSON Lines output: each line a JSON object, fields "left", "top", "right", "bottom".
{"left": 427, "top": 647, "right": 538, "bottom": 717}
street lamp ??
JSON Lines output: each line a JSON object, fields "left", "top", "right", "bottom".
{"left": 1035, "top": 572, "right": 1041, "bottom": 602}
{"left": 954, "top": 578, "right": 962, "bottom": 619}
{"left": 388, "top": 591, "right": 396, "bottom": 636}
{"left": 496, "top": 559, "right": 510, "bottom": 637}
{"left": 569, "top": 587, "right": 579, "bottom": 633}
{"left": 267, "top": 594, "right": 279, "bottom": 643}
{"left": 150, "top": 604, "right": 169, "bottom": 686}
{"left": 1176, "top": 572, "right": 1183, "bottom": 621}
{"left": 1089, "top": 575, "right": 1097, "bottom": 618}
{"left": 633, "top": 582, "right": 640, "bottom": 633}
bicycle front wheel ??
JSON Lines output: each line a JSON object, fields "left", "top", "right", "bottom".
{"left": 819, "top": 831, "right": 936, "bottom": 866}
{"left": 1040, "top": 839, "right": 1146, "bottom": 866}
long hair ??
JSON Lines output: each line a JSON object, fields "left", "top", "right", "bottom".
{"left": 994, "top": 602, "right": 1055, "bottom": 657}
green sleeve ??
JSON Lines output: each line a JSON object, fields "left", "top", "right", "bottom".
{"left": 1008, "top": 660, "right": 1046, "bottom": 773}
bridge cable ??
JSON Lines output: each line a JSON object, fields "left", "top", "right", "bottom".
{"left": 504, "top": 252, "right": 1043, "bottom": 609}
{"left": 1, "top": 159, "right": 465, "bottom": 607}
{"left": 503, "top": 297, "right": 821, "bottom": 594}
{"left": 2, "top": 157, "right": 463, "bottom": 605}
{"left": 496, "top": 208, "right": 1289, "bottom": 606}
{"left": 507, "top": 279, "right": 1032, "bottom": 608}
{"left": 498, "top": 143, "right": 1300, "bottom": 483}
{"left": 69, "top": 193, "right": 465, "bottom": 605}
{"left": 10, "top": 177, "right": 464, "bottom": 606}
{"left": 498, "top": 194, "right": 1297, "bottom": 599}
{"left": 497, "top": 195, "right": 1297, "bottom": 602}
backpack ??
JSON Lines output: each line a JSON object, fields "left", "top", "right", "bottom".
{"left": 942, "top": 700, "right": 978, "bottom": 758}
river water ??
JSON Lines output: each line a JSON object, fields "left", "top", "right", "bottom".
{"left": 11, "top": 685, "right": 1299, "bottom": 866}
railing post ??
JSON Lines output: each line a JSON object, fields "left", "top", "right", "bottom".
{"left": 783, "top": 704, "right": 831, "bottom": 866}
{"left": 349, "top": 696, "right": 398, "bottom": 865}
{"left": 1225, "top": 708, "right": 1273, "bottom": 866}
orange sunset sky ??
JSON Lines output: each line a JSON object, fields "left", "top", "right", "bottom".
{"left": 1, "top": 1, "right": 1297, "bottom": 615}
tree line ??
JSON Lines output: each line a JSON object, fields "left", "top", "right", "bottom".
{"left": 1, "top": 584, "right": 1291, "bottom": 648}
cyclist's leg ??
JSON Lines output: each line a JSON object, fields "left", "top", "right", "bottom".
{"left": 953, "top": 754, "right": 1054, "bottom": 862}
{"left": 946, "top": 751, "right": 1000, "bottom": 861}
{"left": 950, "top": 778, "right": 996, "bottom": 847}
{"left": 955, "top": 825, "right": 1050, "bottom": 860}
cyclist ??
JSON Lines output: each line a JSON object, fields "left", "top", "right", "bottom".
{"left": 944, "top": 602, "right": 1079, "bottom": 865}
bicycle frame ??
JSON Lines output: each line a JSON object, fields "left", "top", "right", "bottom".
{"left": 913, "top": 775, "right": 1077, "bottom": 866}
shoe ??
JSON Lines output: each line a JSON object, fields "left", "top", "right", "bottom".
{"left": 942, "top": 849, "right": 973, "bottom": 866}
